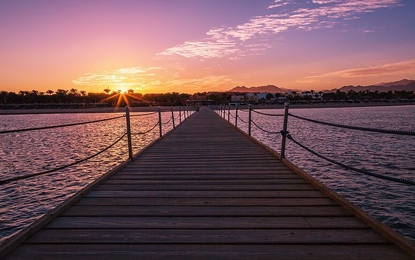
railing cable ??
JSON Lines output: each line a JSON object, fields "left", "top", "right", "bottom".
{"left": 287, "top": 134, "right": 415, "bottom": 186}
{"left": 0, "top": 115, "right": 125, "bottom": 134}
{"left": 237, "top": 115, "right": 248, "bottom": 124}
{"left": 130, "top": 112, "right": 158, "bottom": 117}
{"left": 289, "top": 113, "right": 415, "bottom": 136}
{"left": 0, "top": 133, "right": 127, "bottom": 185}
{"left": 251, "top": 120, "right": 281, "bottom": 135}
{"left": 132, "top": 122, "right": 159, "bottom": 135}
{"left": 252, "top": 109, "right": 284, "bottom": 117}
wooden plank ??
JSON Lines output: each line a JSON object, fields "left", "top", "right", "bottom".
{"left": 94, "top": 184, "right": 316, "bottom": 191}
{"left": 45, "top": 216, "right": 367, "bottom": 229}
{"left": 26, "top": 229, "right": 390, "bottom": 244}
{"left": 7, "top": 244, "right": 413, "bottom": 260}
{"left": 109, "top": 173, "right": 302, "bottom": 180}
{"left": 61, "top": 205, "right": 352, "bottom": 217}
{"left": 75, "top": 197, "right": 337, "bottom": 206}
{"left": 85, "top": 190, "right": 328, "bottom": 198}
{"left": 103, "top": 179, "right": 308, "bottom": 185}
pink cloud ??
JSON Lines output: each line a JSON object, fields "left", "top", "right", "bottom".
{"left": 303, "top": 60, "right": 415, "bottom": 80}
{"left": 158, "top": 0, "right": 402, "bottom": 59}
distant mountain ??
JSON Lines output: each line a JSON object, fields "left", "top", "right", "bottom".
{"left": 375, "top": 79, "right": 415, "bottom": 88}
{"left": 229, "top": 85, "right": 289, "bottom": 93}
{"left": 332, "top": 79, "right": 415, "bottom": 93}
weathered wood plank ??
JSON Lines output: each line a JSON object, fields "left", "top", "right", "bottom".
{"left": 7, "top": 244, "right": 412, "bottom": 260}
{"left": 75, "top": 197, "right": 337, "bottom": 206}
{"left": 103, "top": 179, "right": 308, "bottom": 185}
{"left": 26, "top": 229, "right": 390, "bottom": 244}
{"left": 61, "top": 205, "right": 352, "bottom": 217}
{"left": 109, "top": 173, "right": 302, "bottom": 180}
{"left": 94, "top": 184, "right": 316, "bottom": 191}
{"left": 85, "top": 190, "right": 330, "bottom": 198}
{"left": 45, "top": 216, "right": 367, "bottom": 229}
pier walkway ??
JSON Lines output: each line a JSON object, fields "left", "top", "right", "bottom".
{"left": 3, "top": 108, "right": 414, "bottom": 259}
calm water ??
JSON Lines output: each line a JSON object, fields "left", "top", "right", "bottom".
{"left": 231, "top": 105, "right": 415, "bottom": 242}
{"left": 0, "top": 111, "right": 181, "bottom": 244}
{"left": 0, "top": 106, "right": 414, "bottom": 245}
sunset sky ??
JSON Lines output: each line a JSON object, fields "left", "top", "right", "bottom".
{"left": 1, "top": 0, "right": 414, "bottom": 94}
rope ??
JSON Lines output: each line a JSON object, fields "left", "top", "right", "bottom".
{"left": 130, "top": 112, "right": 158, "bottom": 117}
{"left": 252, "top": 109, "right": 284, "bottom": 117}
{"left": 251, "top": 120, "right": 281, "bottom": 134}
{"left": 289, "top": 113, "right": 415, "bottom": 136}
{"left": 237, "top": 115, "right": 248, "bottom": 124}
{"left": 132, "top": 122, "right": 159, "bottom": 135}
{"left": 0, "top": 133, "right": 127, "bottom": 185}
{"left": 161, "top": 117, "right": 172, "bottom": 125}
{"left": 0, "top": 115, "right": 125, "bottom": 134}
{"left": 287, "top": 134, "right": 415, "bottom": 186}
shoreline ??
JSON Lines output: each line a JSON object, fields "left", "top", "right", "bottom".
{"left": 0, "top": 102, "right": 414, "bottom": 115}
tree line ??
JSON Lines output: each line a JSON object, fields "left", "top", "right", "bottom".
{"left": 0, "top": 88, "right": 413, "bottom": 108}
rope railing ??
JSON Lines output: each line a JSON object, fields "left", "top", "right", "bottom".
{"left": 237, "top": 115, "right": 249, "bottom": 124}
{"left": 252, "top": 109, "right": 284, "bottom": 117}
{"left": 0, "top": 115, "right": 125, "bottom": 134}
{"left": 1, "top": 106, "right": 195, "bottom": 185}
{"left": 130, "top": 112, "right": 158, "bottom": 117}
{"left": 287, "top": 134, "right": 415, "bottom": 186}
{"left": 289, "top": 113, "right": 415, "bottom": 136}
{"left": 161, "top": 117, "right": 173, "bottom": 125}
{"left": 0, "top": 133, "right": 126, "bottom": 185}
{"left": 214, "top": 102, "right": 414, "bottom": 186}
{"left": 132, "top": 122, "right": 159, "bottom": 135}
{"left": 251, "top": 120, "right": 281, "bottom": 135}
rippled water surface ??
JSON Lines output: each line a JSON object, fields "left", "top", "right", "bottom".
{"left": 231, "top": 105, "right": 415, "bottom": 242}
{"left": 0, "top": 111, "right": 181, "bottom": 244}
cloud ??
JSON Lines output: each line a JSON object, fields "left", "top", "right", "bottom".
{"left": 158, "top": 0, "right": 401, "bottom": 59}
{"left": 72, "top": 66, "right": 236, "bottom": 93}
{"left": 268, "top": 0, "right": 291, "bottom": 9}
{"left": 303, "top": 60, "right": 415, "bottom": 81}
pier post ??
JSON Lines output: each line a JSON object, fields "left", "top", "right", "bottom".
{"left": 125, "top": 106, "right": 133, "bottom": 161}
{"left": 179, "top": 107, "right": 182, "bottom": 123}
{"left": 228, "top": 105, "right": 230, "bottom": 122}
{"left": 248, "top": 104, "right": 252, "bottom": 136}
{"left": 171, "top": 106, "right": 175, "bottom": 128}
{"left": 235, "top": 105, "right": 239, "bottom": 128}
{"left": 281, "top": 102, "right": 290, "bottom": 158}
{"left": 158, "top": 107, "right": 162, "bottom": 137}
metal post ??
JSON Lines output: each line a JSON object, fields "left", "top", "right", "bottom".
{"left": 125, "top": 106, "right": 133, "bottom": 161}
{"left": 248, "top": 104, "right": 252, "bottom": 136}
{"left": 228, "top": 105, "right": 230, "bottom": 122}
{"left": 179, "top": 106, "right": 182, "bottom": 123}
{"left": 171, "top": 106, "right": 175, "bottom": 128}
{"left": 158, "top": 107, "right": 162, "bottom": 137}
{"left": 281, "top": 102, "right": 290, "bottom": 158}
{"left": 235, "top": 105, "right": 238, "bottom": 127}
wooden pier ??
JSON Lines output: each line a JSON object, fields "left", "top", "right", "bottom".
{"left": 2, "top": 108, "right": 414, "bottom": 259}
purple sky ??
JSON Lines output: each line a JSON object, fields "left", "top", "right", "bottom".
{"left": 1, "top": 0, "right": 414, "bottom": 94}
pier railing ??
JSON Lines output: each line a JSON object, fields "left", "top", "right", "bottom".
{"left": 215, "top": 103, "right": 415, "bottom": 186}
{"left": 0, "top": 106, "right": 195, "bottom": 185}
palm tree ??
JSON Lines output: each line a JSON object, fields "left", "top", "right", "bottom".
{"left": 46, "top": 90, "right": 54, "bottom": 95}
{"left": 104, "top": 88, "right": 111, "bottom": 95}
